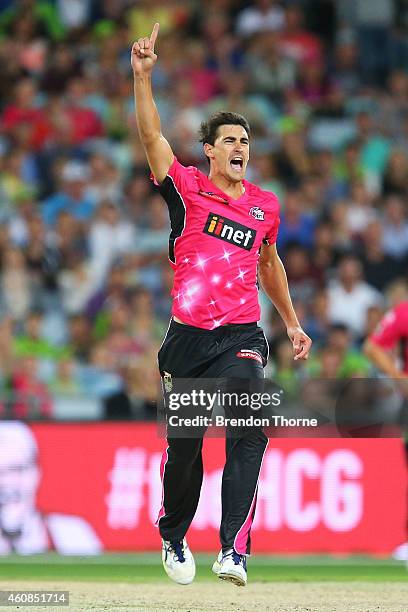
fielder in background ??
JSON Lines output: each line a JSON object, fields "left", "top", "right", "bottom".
{"left": 364, "top": 284, "right": 408, "bottom": 562}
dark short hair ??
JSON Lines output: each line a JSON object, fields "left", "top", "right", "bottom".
{"left": 199, "top": 111, "right": 250, "bottom": 147}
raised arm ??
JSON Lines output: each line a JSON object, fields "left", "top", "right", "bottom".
{"left": 259, "top": 243, "right": 312, "bottom": 360}
{"left": 131, "top": 23, "right": 174, "bottom": 183}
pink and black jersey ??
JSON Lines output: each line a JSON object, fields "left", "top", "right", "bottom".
{"left": 370, "top": 301, "right": 408, "bottom": 374}
{"left": 154, "top": 158, "right": 280, "bottom": 330}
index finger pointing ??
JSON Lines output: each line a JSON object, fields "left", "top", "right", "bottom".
{"left": 150, "top": 22, "right": 160, "bottom": 50}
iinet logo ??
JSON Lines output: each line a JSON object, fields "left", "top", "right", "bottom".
{"left": 203, "top": 213, "right": 256, "bottom": 250}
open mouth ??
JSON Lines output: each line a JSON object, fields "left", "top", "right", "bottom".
{"left": 230, "top": 157, "right": 244, "bottom": 172}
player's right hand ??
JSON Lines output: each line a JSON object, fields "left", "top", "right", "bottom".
{"left": 131, "top": 22, "right": 159, "bottom": 75}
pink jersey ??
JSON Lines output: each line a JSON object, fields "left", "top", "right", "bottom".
{"left": 370, "top": 301, "right": 408, "bottom": 374}
{"left": 154, "top": 158, "right": 280, "bottom": 329}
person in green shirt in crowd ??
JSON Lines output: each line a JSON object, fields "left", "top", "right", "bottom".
{"left": 0, "top": 0, "right": 65, "bottom": 42}
{"left": 307, "top": 323, "right": 371, "bottom": 378}
{"left": 13, "top": 311, "right": 70, "bottom": 361}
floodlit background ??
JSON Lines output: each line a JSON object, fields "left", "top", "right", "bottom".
{"left": 0, "top": 0, "right": 407, "bottom": 558}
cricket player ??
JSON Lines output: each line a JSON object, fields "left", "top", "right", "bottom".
{"left": 364, "top": 295, "right": 408, "bottom": 561}
{"left": 132, "top": 23, "right": 312, "bottom": 586}
{"left": 364, "top": 300, "right": 408, "bottom": 382}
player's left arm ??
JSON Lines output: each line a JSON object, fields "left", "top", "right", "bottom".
{"left": 259, "top": 243, "right": 312, "bottom": 360}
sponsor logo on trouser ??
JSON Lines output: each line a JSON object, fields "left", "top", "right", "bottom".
{"left": 236, "top": 349, "right": 263, "bottom": 364}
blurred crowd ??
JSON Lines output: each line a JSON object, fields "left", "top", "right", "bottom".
{"left": 0, "top": 0, "right": 408, "bottom": 419}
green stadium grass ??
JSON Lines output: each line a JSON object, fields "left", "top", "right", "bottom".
{"left": 0, "top": 554, "right": 405, "bottom": 583}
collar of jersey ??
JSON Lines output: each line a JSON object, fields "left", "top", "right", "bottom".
{"left": 198, "top": 172, "right": 248, "bottom": 204}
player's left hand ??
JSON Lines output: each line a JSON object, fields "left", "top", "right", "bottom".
{"left": 287, "top": 326, "right": 312, "bottom": 361}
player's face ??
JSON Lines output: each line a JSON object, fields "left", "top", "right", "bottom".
{"left": 0, "top": 441, "right": 40, "bottom": 535}
{"left": 207, "top": 124, "right": 250, "bottom": 183}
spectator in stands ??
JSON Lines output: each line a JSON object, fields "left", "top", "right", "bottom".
{"left": 66, "top": 314, "right": 92, "bottom": 362}
{"left": 0, "top": 0, "right": 64, "bottom": 42}
{"left": 236, "top": 0, "right": 285, "bottom": 37}
{"left": 294, "top": 59, "right": 336, "bottom": 111}
{"left": 58, "top": 250, "right": 101, "bottom": 316}
{"left": 345, "top": 180, "right": 378, "bottom": 238}
{"left": 86, "top": 154, "right": 122, "bottom": 205}
{"left": 274, "top": 128, "right": 311, "bottom": 188}
{"left": 326, "top": 324, "right": 371, "bottom": 377}
{"left": 77, "top": 340, "right": 124, "bottom": 400}
{"left": 382, "top": 149, "right": 408, "bottom": 197}
{"left": 328, "top": 201, "right": 354, "bottom": 252}
{"left": 1, "top": 79, "right": 47, "bottom": 151}
{"left": 284, "top": 243, "right": 319, "bottom": 304}
{"left": 354, "top": 111, "right": 391, "bottom": 183}
{"left": 360, "top": 220, "right": 402, "bottom": 291}
{"left": 13, "top": 310, "right": 68, "bottom": 361}
{"left": 24, "top": 215, "right": 61, "bottom": 305}
{"left": 41, "top": 161, "right": 96, "bottom": 227}
{"left": 88, "top": 200, "right": 136, "bottom": 281}
{"left": 314, "top": 346, "right": 343, "bottom": 378}
{"left": 132, "top": 194, "right": 170, "bottom": 262}
{"left": 41, "top": 44, "right": 79, "bottom": 95}
{"left": 177, "top": 40, "right": 219, "bottom": 105}
{"left": 327, "top": 255, "right": 383, "bottom": 337}
{"left": 63, "top": 77, "right": 104, "bottom": 145}
{"left": 353, "top": 0, "right": 395, "bottom": 85}
{"left": 377, "top": 71, "right": 408, "bottom": 139}
{"left": 166, "top": 80, "right": 207, "bottom": 160}
{"left": 304, "top": 289, "right": 331, "bottom": 347}
{"left": 51, "top": 211, "right": 87, "bottom": 263}
{"left": 207, "top": 70, "right": 273, "bottom": 138}
{"left": 332, "top": 33, "right": 360, "bottom": 95}
{"left": 279, "top": 5, "right": 323, "bottom": 63}
{"left": 277, "top": 189, "right": 315, "bottom": 251}
{"left": 86, "top": 264, "right": 130, "bottom": 322}
{"left": 57, "top": 0, "right": 93, "bottom": 31}
{"left": 0, "top": 149, "right": 36, "bottom": 210}
{"left": 48, "top": 357, "right": 81, "bottom": 396}
{"left": 128, "top": 286, "right": 167, "bottom": 346}
{"left": 382, "top": 195, "right": 408, "bottom": 261}
{"left": 11, "top": 355, "right": 53, "bottom": 419}
{"left": 245, "top": 32, "right": 297, "bottom": 102}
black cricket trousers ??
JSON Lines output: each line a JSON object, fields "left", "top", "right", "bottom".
{"left": 156, "top": 319, "right": 269, "bottom": 555}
